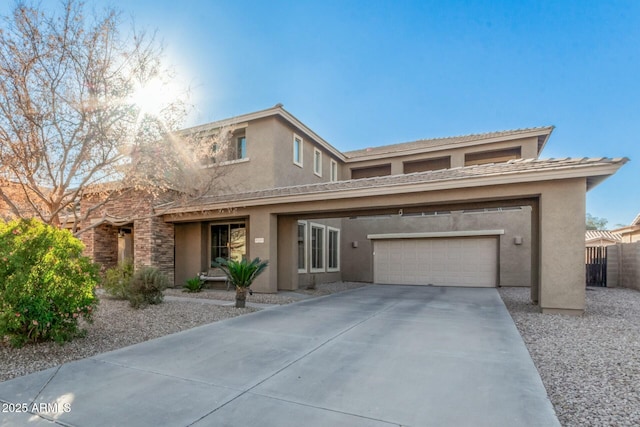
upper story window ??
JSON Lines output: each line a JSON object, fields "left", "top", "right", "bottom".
{"left": 293, "top": 135, "right": 303, "bottom": 167}
{"left": 229, "top": 136, "right": 247, "bottom": 161}
{"left": 313, "top": 148, "right": 322, "bottom": 177}
{"left": 330, "top": 159, "right": 338, "bottom": 182}
{"left": 351, "top": 164, "right": 391, "bottom": 179}
{"left": 403, "top": 156, "right": 451, "bottom": 174}
{"left": 464, "top": 147, "right": 521, "bottom": 166}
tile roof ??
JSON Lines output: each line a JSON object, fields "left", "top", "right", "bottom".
{"left": 343, "top": 126, "right": 554, "bottom": 159}
{"left": 163, "top": 157, "right": 627, "bottom": 214}
{"left": 585, "top": 230, "right": 622, "bottom": 243}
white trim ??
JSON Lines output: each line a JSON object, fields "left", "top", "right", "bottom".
{"left": 367, "top": 230, "right": 505, "bottom": 240}
{"left": 330, "top": 159, "right": 338, "bottom": 182}
{"left": 309, "top": 222, "right": 326, "bottom": 273}
{"left": 297, "top": 221, "right": 307, "bottom": 273}
{"left": 313, "top": 148, "right": 322, "bottom": 177}
{"left": 293, "top": 134, "right": 304, "bottom": 167}
{"left": 219, "top": 157, "right": 250, "bottom": 166}
{"left": 327, "top": 226, "right": 340, "bottom": 272}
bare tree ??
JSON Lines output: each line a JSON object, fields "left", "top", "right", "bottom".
{"left": 0, "top": 0, "right": 226, "bottom": 234}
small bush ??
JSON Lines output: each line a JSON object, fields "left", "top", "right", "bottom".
{"left": 128, "top": 266, "right": 169, "bottom": 308}
{"left": 183, "top": 276, "right": 203, "bottom": 293}
{"left": 102, "top": 261, "right": 134, "bottom": 299}
{"left": 0, "top": 218, "right": 99, "bottom": 347}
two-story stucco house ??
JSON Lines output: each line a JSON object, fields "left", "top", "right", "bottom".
{"left": 80, "top": 104, "right": 626, "bottom": 315}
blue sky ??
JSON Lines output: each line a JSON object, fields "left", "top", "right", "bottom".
{"left": 5, "top": 1, "right": 640, "bottom": 227}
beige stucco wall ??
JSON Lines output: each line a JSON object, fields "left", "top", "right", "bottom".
{"left": 174, "top": 222, "right": 207, "bottom": 287}
{"left": 214, "top": 118, "right": 277, "bottom": 193}
{"left": 167, "top": 177, "right": 590, "bottom": 313}
{"left": 340, "top": 208, "right": 532, "bottom": 286}
{"left": 537, "top": 178, "right": 586, "bottom": 314}
{"left": 272, "top": 117, "right": 342, "bottom": 187}
{"left": 212, "top": 116, "right": 342, "bottom": 195}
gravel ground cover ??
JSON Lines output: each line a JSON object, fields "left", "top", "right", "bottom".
{"left": 7, "top": 282, "right": 635, "bottom": 426}
{"left": 499, "top": 286, "right": 640, "bottom": 427}
{"left": 0, "top": 297, "right": 256, "bottom": 383}
{"left": 1, "top": 282, "right": 365, "bottom": 383}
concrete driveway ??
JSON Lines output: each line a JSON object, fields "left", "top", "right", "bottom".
{"left": 0, "top": 285, "right": 559, "bottom": 426}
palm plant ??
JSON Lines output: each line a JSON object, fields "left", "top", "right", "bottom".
{"left": 212, "top": 257, "right": 269, "bottom": 308}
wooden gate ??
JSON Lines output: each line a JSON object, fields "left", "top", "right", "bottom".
{"left": 586, "top": 246, "right": 607, "bottom": 287}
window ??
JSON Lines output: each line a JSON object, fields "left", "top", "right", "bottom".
{"left": 310, "top": 223, "right": 325, "bottom": 272}
{"left": 313, "top": 148, "right": 322, "bottom": 177}
{"left": 293, "top": 135, "right": 303, "bottom": 167}
{"left": 210, "top": 222, "right": 246, "bottom": 266}
{"left": 403, "top": 157, "right": 451, "bottom": 173}
{"left": 351, "top": 164, "right": 391, "bottom": 179}
{"left": 330, "top": 159, "right": 338, "bottom": 182}
{"left": 327, "top": 227, "right": 340, "bottom": 271}
{"left": 297, "top": 221, "right": 307, "bottom": 273}
{"left": 229, "top": 136, "right": 247, "bottom": 161}
{"left": 464, "top": 147, "right": 521, "bottom": 166}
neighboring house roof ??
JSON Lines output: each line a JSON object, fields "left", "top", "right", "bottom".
{"left": 163, "top": 157, "right": 627, "bottom": 214}
{"left": 585, "top": 230, "right": 622, "bottom": 244}
{"left": 611, "top": 212, "right": 640, "bottom": 236}
{"left": 343, "top": 126, "right": 554, "bottom": 161}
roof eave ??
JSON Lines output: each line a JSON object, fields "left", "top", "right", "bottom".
{"left": 163, "top": 159, "right": 626, "bottom": 217}
{"left": 179, "top": 105, "right": 346, "bottom": 162}
{"left": 344, "top": 127, "right": 555, "bottom": 162}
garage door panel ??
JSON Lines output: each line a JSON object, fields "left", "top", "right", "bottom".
{"left": 373, "top": 237, "right": 497, "bottom": 287}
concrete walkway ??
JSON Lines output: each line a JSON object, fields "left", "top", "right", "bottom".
{"left": 0, "top": 285, "right": 559, "bottom": 426}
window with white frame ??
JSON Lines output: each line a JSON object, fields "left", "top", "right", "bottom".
{"left": 229, "top": 136, "right": 247, "bottom": 161}
{"left": 310, "top": 223, "right": 325, "bottom": 272}
{"left": 313, "top": 148, "right": 322, "bottom": 177}
{"left": 293, "top": 135, "right": 303, "bottom": 167}
{"left": 330, "top": 159, "right": 338, "bottom": 182}
{"left": 297, "top": 221, "right": 307, "bottom": 272}
{"left": 327, "top": 227, "right": 340, "bottom": 271}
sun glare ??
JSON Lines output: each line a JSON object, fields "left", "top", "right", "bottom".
{"left": 130, "top": 77, "right": 183, "bottom": 118}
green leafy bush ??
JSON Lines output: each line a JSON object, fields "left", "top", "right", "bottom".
{"left": 102, "top": 261, "right": 134, "bottom": 299}
{"left": 128, "top": 266, "right": 169, "bottom": 308}
{"left": 0, "top": 218, "right": 99, "bottom": 347}
{"left": 183, "top": 275, "right": 203, "bottom": 293}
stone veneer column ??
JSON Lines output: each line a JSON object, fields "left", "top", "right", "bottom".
{"left": 80, "top": 224, "right": 118, "bottom": 272}
{"left": 134, "top": 215, "right": 175, "bottom": 285}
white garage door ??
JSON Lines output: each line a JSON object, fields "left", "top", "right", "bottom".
{"left": 373, "top": 237, "right": 498, "bottom": 287}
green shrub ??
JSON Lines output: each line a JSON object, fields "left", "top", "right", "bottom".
{"left": 102, "top": 261, "right": 134, "bottom": 299}
{"left": 183, "top": 275, "right": 203, "bottom": 293}
{"left": 128, "top": 266, "right": 169, "bottom": 308}
{"left": 0, "top": 218, "right": 99, "bottom": 347}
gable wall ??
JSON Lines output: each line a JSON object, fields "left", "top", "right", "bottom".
{"left": 272, "top": 116, "right": 343, "bottom": 187}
